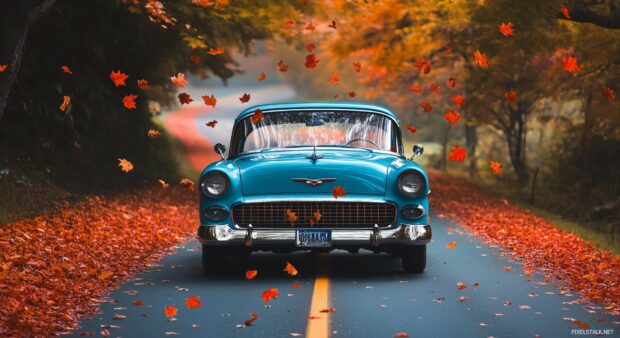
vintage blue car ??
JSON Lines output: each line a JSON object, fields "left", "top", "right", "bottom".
{"left": 197, "top": 102, "right": 431, "bottom": 273}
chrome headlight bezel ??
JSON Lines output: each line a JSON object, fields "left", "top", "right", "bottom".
{"left": 200, "top": 171, "right": 230, "bottom": 197}
{"left": 397, "top": 170, "right": 426, "bottom": 197}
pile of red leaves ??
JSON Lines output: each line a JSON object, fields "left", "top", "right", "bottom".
{"left": 430, "top": 171, "right": 620, "bottom": 315}
{"left": 0, "top": 187, "right": 197, "bottom": 337}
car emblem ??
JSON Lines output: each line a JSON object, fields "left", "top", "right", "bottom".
{"left": 291, "top": 178, "right": 336, "bottom": 187}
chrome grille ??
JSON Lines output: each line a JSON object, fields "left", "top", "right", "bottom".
{"left": 232, "top": 201, "right": 396, "bottom": 229}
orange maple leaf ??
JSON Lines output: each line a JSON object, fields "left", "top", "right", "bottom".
{"left": 278, "top": 60, "right": 289, "bottom": 72}
{"left": 109, "top": 70, "right": 128, "bottom": 87}
{"left": 332, "top": 186, "right": 346, "bottom": 199}
{"left": 246, "top": 270, "right": 258, "bottom": 280}
{"left": 164, "top": 305, "right": 178, "bottom": 318}
{"left": 328, "top": 72, "right": 340, "bottom": 85}
{"left": 448, "top": 146, "right": 467, "bottom": 163}
{"left": 309, "top": 209, "right": 322, "bottom": 225}
{"left": 420, "top": 102, "right": 433, "bottom": 112}
{"left": 489, "top": 160, "right": 503, "bottom": 175}
{"left": 118, "top": 158, "right": 134, "bottom": 173}
{"left": 137, "top": 79, "right": 149, "bottom": 89}
{"left": 453, "top": 95, "right": 465, "bottom": 106}
{"left": 123, "top": 94, "right": 138, "bottom": 109}
{"left": 185, "top": 295, "right": 202, "bottom": 309}
{"left": 444, "top": 110, "right": 460, "bottom": 125}
{"left": 260, "top": 288, "right": 279, "bottom": 302}
{"left": 170, "top": 72, "right": 188, "bottom": 87}
{"left": 251, "top": 109, "right": 264, "bottom": 124}
{"left": 148, "top": 129, "right": 161, "bottom": 138}
{"left": 561, "top": 56, "right": 580, "bottom": 73}
{"left": 59, "top": 96, "right": 71, "bottom": 112}
{"left": 499, "top": 22, "right": 514, "bottom": 37}
{"left": 505, "top": 90, "right": 517, "bottom": 102}
{"left": 473, "top": 50, "right": 489, "bottom": 69}
{"left": 206, "top": 120, "right": 217, "bottom": 128}
{"left": 239, "top": 93, "right": 251, "bottom": 103}
{"left": 560, "top": 5, "right": 571, "bottom": 19}
{"left": 283, "top": 262, "right": 298, "bottom": 276}
{"left": 0, "top": 64, "right": 8, "bottom": 72}
{"left": 180, "top": 178, "right": 195, "bottom": 192}
{"left": 285, "top": 208, "right": 298, "bottom": 224}
{"left": 208, "top": 47, "right": 224, "bottom": 55}
{"left": 257, "top": 72, "right": 266, "bottom": 81}
{"left": 202, "top": 94, "right": 217, "bottom": 108}
{"left": 178, "top": 92, "right": 194, "bottom": 105}
{"left": 61, "top": 65, "right": 72, "bottom": 74}
{"left": 445, "top": 241, "right": 458, "bottom": 249}
{"left": 352, "top": 61, "right": 362, "bottom": 73}
{"left": 305, "top": 54, "right": 320, "bottom": 69}
{"left": 404, "top": 124, "right": 417, "bottom": 135}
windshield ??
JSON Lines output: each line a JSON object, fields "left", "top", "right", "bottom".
{"left": 229, "top": 110, "right": 402, "bottom": 157}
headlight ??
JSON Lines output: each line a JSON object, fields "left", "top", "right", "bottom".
{"left": 201, "top": 171, "right": 229, "bottom": 197}
{"left": 397, "top": 170, "right": 426, "bottom": 197}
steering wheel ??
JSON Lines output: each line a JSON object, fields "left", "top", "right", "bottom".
{"left": 346, "top": 138, "right": 381, "bottom": 149}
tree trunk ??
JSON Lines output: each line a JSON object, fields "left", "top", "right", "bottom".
{"left": 465, "top": 123, "right": 478, "bottom": 178}
{"left": 505, "top": 105, "right": 529, "bottom": 184}
{"left": 440, "top": 124, "right": 451, "bottom": 170}
{"left": 0, "top": 0, "right": 56, "bottom": 123}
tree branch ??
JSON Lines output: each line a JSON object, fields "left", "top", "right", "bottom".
{"left": 558, "top": 1, "right": 620, "bottom": 29}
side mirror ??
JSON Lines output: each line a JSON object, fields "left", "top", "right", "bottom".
{"left": 214, "top": 143, "right": 226, "bottom": 160}
{"left": 410, "top": 144, "right": 424, "bottom": 160}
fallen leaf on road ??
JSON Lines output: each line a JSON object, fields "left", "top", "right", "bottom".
{"left": 394, "top": 333, "right": 409, "bottom": 338}
{"left": 243, "top": 312, "right": 259, "bottom": 326}
{"left": 164, "top": 305, "right": 177, "bottom": 318}
{"left": 445, "top": 241, "right": 458, "bottom": 249}
{"left": 246, "top": 270, "right": 258, "bottom": 280}
{"left": 284, "top": 262, "right": 298, "bottom": 276}
{"left": 504, "top": 266, "right": 511, "bottom": 272}
{"left": 185, "top": 295, "right": 202, "bottom": 309}
{"left": 261, "top": 288, "right": 279, "bottom": 302}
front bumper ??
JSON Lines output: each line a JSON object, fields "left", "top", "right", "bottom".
{"left": 197, "top": 224, "right": 431, "bottom": 247}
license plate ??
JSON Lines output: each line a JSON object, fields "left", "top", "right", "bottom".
{"left": 296, "top": 229, "right": 332, "bottom": 248}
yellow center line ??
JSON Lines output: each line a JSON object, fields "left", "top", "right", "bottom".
{"left": 306, "top": 254, "right": 330, "bottom": 338}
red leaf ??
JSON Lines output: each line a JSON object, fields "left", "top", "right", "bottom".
{"left": 137, "top": 79, "right": 149, "bottom": 89}
{"left": 208, "top": 47, "right": 224, "bottom": 55}
{"left": 261, "top": 288, "right": 279, "bottom": 302}
{"left": 601, "top": 87, "right": 615, "bottom": 101}
{"left": 306, "top": 43, "right": 316, "bottom": 52}
{"left": 246, "top": 270, "right": 258, "bottom": 280}
{"left": 202, "top": 94, "right": 217, "bottom": 108}
{"left": 447, "top": 78, "right": 456, "bottom": 88}
{"left": 430, "top": 83, "right": 441, "bottom": 93}
{"left": 59, "top": 96, "right": 71, "bottom": 112}
{"left": 404, "top": 124, "right": 417, "bottom": 135}
{"left": 453, "top": 95, "right": 465, "bottom": 107}
{"left": 185, "top": 295, "right": 202, "bottom": 309}
{"left": 444, "top": 110, "right": 460, "bottom": 125}
{"left": 332, "top": 186, "right": 346, "bottom": 199}
{"left": 420, "top": 102, "right": 433, "bottom": 112}
{"left": 206, "top": 120, "right": 217, "bottom": 128}
{"left": 490, "top": 161, "right": 503, "bottom": 175}
{"left": 239, "top": 93, "right": 251, "bottom": 103}
{"left": 164, "top": 305, "right": 178, "bottom": 318}
{"left": 561, "top": 56, "right": 580, "bottom": 73}
{"left": 560, "top": 5, "right": 571, "bottom": 19}
{"left": 352, "top": 61, "right": 362, "bottom": 73}
{"left": 505, "top": 90, "right": 517, "bottom": 102}
{"left": 473, "top": 50, "right": 489, "bottom": 69}
{"left": 305, "top": 54, "right": 320, "bottom": 69}
{"left": 191, "top": 55, "right": 201, "bottom": 64}
{"left": 179, "top": 178, "right": 195, "bottom": 192}
{"left": 393, "top": 333, "right": 409, "bottom": 338}
{"left": 283, "top": 262, "right": 298, "bottom": 276}
{"left": 409, "top": 85, "right": 422, "bottom": 94}
{"left": 178, "top": 92, "right": 194, "bottom": 105}
{"left": 0, "top": 64, "right": 8, "bottom": 72}
{"left": 122, "top": 94, "right": 138, "bottom": 109}
{"left": 499, "top": 22, "right": 514, "bottom": 37}
{"left": 328, "top": 72, "right": 340, "bottom": 85}
{"left": 305, "top": 22, "right": 315, "bottom": 31}
{"left": 244, "top": 312, "right": 259, "bottom": 326}
{"left": 61, "top": 65, "right": 72, "bottom": 74}
{"left": 170, "top": 72, "right": 188, "bottom": 88}
{"left": 251, "top": 109, "right": 264, "bottom": 124}
{"left": 348, "top": 91, "right": 356, "bottom": 98}
{"left": 109, "top": 70, "right": 128, "bottom": 87}
{"left": 257, "top": 72, "right": 266, "bottom": 81}
{"left": 278, "top": 60, "right": 289, "bottom": 72}
{"left": 448, "top": 146, "right": 467, "bottom": 163}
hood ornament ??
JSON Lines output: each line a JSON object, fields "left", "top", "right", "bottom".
{"left": 306, "top": 145, "right": 323, "bottom": 163}
{"left": 292, "top": 178, "right": 336, "bottom": 187}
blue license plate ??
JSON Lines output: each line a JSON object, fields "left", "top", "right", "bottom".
{"left": 296, "top": 229, "right": 332, "bottom": 247}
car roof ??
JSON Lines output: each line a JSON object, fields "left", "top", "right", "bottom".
{"left": 235, "top": 102, "right": 399, "bottom": 122}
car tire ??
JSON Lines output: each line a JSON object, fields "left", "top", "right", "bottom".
{"left": 202, "top": 246, "right": 230, "bottom": 274}
{"left": 401, "top": 245, "right": 426, "bottom": 273}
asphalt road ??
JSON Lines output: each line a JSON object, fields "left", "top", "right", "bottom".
{"left": 69, "top": 215, "right": 618, "bottom": 338}
{"left": 70, "top": 53, "right": 619, "bottom": 338}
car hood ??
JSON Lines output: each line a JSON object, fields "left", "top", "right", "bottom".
{"left": 234, "top": 149, "right": 398, "bottom": 195}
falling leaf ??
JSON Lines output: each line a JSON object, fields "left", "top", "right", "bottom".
{"left": 305, "top": 22, "right": 315, "bottom": 31}
{"left": 393, "top": 333, "right": 409, "bottom": 338}
{"left": 448, "top": 146, "right": 467, "bottom": 163}
{"left": 251, "top": 109, "right": 264, "bottom": 124}
{"left": 292, "top": 282, "right": 302, "bottom": 289}
{"left": 148, "top": 129, "right": 161, "bottom": 138}
{"left": 208, "top": 47, "right": 224, "bottom": 55}
{"left": 284, "top": 262, "right": 298, "bottom": 276}
{"left": 123, "top": 94, "right": 138, "bottom": 109}
{"left": 170, "top": 73, "right": 188, "bottom": 87}
{"left": 327, "top": 20, "right": 337, "bottom": 29}
{"left": 109, "top": 70, "right": 128, "bottom": 87}
{"left": 457, "top": 282, "right": 467, "bottom": 290}
{"left": 305, "top": 54, "right": 320, "bottom": 69}
{"left": 444, "top": 110, "right": 460, "bottom": 125}
{"left": 191, "top": 55, "right": 201, "bottom": 64}
{"left": 246, "top": 270, "right": 258, "bottom": 280}
{"left": 178, "top": 92, "right": 194, "bottom": 105}
{"left": 0, "top": 64, "right": 8, "bottom": 72}
{"left": 132, "top": 300, "right": 145, "bottom": 306}
{"left": 420, "top": 102, "right": 433, "bottom": 112}
{"left": 278, "top": 60, "right": 289, "bottom": 72}
{"left": 489, "top": 161, "right": 503, "bottom": 175}
{"left": 505, "top": 90, "right": 517, "bottom": 102}
{"left": 206, "top": 120, "right": 217, "bottom": 128}
{"left": 409, "top": 85, "right": 422, "bottom": 94}
{"left": 202, "top": 94, "right": 217, "bottom": 108}
{"left": 499, "top": 22, "right": 514, "bottom": 37}
{"left": 158, "top": 179, "right": 170, "bottom": 189}
{"left": 430, "top": 83, "right": 441, "bottom": 93}
{"left": 453, "top": 95, "right": 465, "bottom": 106}
{"left": 283, "top": 19, "right": 295, "bottom": 29}
{"left": 348, "top": 91, "right": 356, "bottom": 98}
{"left": 352, "top": 61, "right": 362, "bottom": 72}
{"left": 185, "top": 295, "right": 202, "bottom": 309}
{"left": 560, "top": 5, "right": 571, "bottom": 19}
{"left": 118, "top": 158, "right": 134, "bottom": 173}
{"left": 328, "top": 72, "right": 340, "bottom": 85}
{"left": 601, "top": 87, "right": 615, "bottom": 101}
{"left": 561, "top": 56, "right": 580, "bottom": 73}
{"left": 448, "top": 78, "right": 456, "bottom": 88}
{"left": 473, "top": 50, "right": 489, "bottom": 69}
{"left": 332, "top": 186, "right": 346, "bottom": 199}
{"left": 504, "top": 266, "right": 511, "bottom": 272}
{"left": 244, "top": 312, "right": 259, "bottom": 326}
{"left": 320, "top": 308, "right": 335, "bottom": 313}
{"left": 164, "top": 305, "right": 177, "bottom": 318}
{"left": 59, "top": 96, "right": 71, "bottom": 112}
{"left": 137, "top": 79, "right": 149, "bottom": 89}
{"left": 404, "top": 124, "right": 417, "bottom": 135}
{"left": 180, "top": 178, "right": 195, "bottom": 192}
{"left": 261, "top": 288, "right": 279, "bottom": 302}
{"left": 285, "top": 209, "right": 297, "bottom": 224}
{"left": 61, "top": 65, "right": 72, "bottom": 74}
{"left": 310, "top": 209, "right": 322, "bottom": 225}
{"left": 239, "top": 93, "right": 251, "bottom": 103}
{"left": 573, "top": 320, "right": 590, "bottom": 329}
{"left": 306, "top": 43, "right": 316, "bottom": 52}
{"left": 445, "top": 241, "right": 458, "bottom": 249}
{"left": 257, "top": 72, "right": 266, "bottom": 81}
{"left": 98, "top": 270, "right": 114, "bottom": 281}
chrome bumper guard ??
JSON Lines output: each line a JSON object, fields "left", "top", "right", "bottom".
{"left": 197, "top": 224, "right": 431, "bottom": 246}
